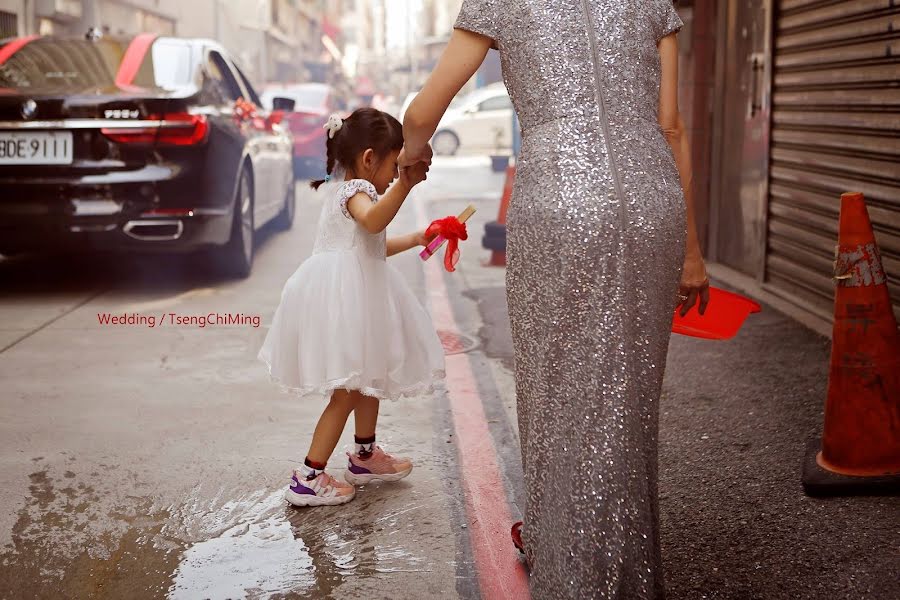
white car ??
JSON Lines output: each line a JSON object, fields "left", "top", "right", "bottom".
{"left": 432, "top": 83, "right": 514, "bottom": 156}
{"left": 398, "top": 91, "right": 462, "bottom": 124}
{"left": 398, "top": 92, "right": 418, "bottom": 123}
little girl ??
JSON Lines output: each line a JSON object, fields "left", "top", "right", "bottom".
{"left": 257, "top": 107, "right": 445, "bottom": 507}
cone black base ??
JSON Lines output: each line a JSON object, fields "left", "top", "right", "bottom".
{"left": 801, "top": 439, "right": 900, "bottom": 497}
{"left": 482, "top": 220, "right": 506, "bottom": 252}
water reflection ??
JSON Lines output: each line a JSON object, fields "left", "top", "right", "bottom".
{"left": 169, "top": 491, "right": 314, "bottom": 598}
{"left": 169, "top": 482, "right": 431, "bottom": 599}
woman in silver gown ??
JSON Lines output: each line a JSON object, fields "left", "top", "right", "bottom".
{"left": 402, "top": 1, "right": 710, "bottom": 597}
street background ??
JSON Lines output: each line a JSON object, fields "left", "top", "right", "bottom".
{"left": 1, "top": 0, "right": 899, "bottom": 598}
{"left": 1, "top": 157, "right": 897, "bottom": 599}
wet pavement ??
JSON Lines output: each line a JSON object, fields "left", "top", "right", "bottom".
{"left": 2, "top": 155, "right": 898, "bottom": 599}
{"left": 0, "top": 156, "right": 502, "bottom": 600}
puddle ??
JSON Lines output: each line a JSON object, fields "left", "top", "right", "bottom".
{"left": 168, "top": 486, "right": 433, "bottom": 599}
{"left": 167, "top": 489, "right": 316, "bottom": 598}
{"left": 170, "top": 507, "right": 315, "bottom": 597}
{"left": 1, "top": 465, "right": 437, "bottom": 599}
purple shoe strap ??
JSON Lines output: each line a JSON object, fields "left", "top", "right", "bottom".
{"left": 290, "top": 476, "right": 317, "bottom": 495}
{"left": 348, "top": 460, "right": 372, "bottom": 475}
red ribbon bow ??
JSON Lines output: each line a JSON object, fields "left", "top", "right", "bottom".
{"left": 425, "top": 216, "right": 469, "bottom": 272}
{"left": 233, "top": 97, "right": 258, "bottom": 121}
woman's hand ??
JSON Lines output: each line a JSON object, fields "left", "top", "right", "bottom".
{"left": 678, "top": 252, "right": 710, "bottom": 316}
{"left": 399, "top": 144, "right": 433, "bottom": 169}
{"left": 399, "top": 159, "right": 430, "bottom": 190}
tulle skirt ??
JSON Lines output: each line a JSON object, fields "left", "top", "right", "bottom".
{"left": 258, "top": 251, "right": 445, "bottom": 401}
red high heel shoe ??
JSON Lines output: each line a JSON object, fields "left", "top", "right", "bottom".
{"left": 511, "top": 521, "right": 525, "bottom": 554}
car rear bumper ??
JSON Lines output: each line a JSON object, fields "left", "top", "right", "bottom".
{"left": 0, "top": 209, "right": 232, "bottom": 255}
{"left": 0, "top": 166, "right": 233, "bottom": 255}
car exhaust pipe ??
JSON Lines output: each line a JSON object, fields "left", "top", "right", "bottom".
{"left": 123, "top": 219, "right": 183, "bottom": 241}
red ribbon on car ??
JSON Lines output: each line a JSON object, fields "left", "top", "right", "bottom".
{"left": 115, "top": 33, "right": 158, "bottom": 89}
{"left": 425, "top": 216, "right": 468, "bottom": 272}
{"left": 0, "top": 35, "right": 39, "bottom": 67}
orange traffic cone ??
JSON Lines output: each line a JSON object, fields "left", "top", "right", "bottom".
{"left": 482, "top": 163, "right": 515, "bottom": 267}
{"left": 802, "top": 192, "right": 900, "bottom": 496}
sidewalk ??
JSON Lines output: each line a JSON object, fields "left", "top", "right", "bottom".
{"left": 419, "top": 188, "right": 899, "bottom": 600}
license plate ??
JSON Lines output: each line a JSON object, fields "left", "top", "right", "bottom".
{"left": 0, "top": 131, "right": 74, "bottom": 165}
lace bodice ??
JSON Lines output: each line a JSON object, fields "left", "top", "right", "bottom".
{"left": 312, "top": 178, "right": 386, "bottom": 260}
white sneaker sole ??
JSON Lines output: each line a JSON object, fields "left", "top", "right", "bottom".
{"left": 284, "top": 487, "right": 355, "bottom": 507}
{"left": 344, "top": 465, "right": 413, "bottom": 486}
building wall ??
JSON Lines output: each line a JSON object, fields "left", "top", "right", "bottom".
{"left": 696, "top": 0, "right": 899, "bottom": 331}
{"left": 0, "top": 0, "right": 27, "bottom": 37}
{"left": 0, "top": 0, "right": 16, "bottom": 35}
{"left": 8, "top": 0, "right": 325, "bottom": 86}
{"left": 676, "top": 0, "right": 717, "bottom": 254}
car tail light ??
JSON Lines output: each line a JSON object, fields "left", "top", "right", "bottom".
{"left": 101, "top": 125, "right": 157, "bottom": 144}
{"left": 158, "top": 113, "right": 209, "bottom": 145}
{"left": 102, "top": 113, "right": 209, "bottom": 146}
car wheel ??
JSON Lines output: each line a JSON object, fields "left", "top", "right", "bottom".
{"left": 219, "top": 166, "right": 254, "bottom": 278}
{"left": 433, "top": 130, "right": 460, "bottom": 156}
{"left": 275, "top": 176, "right": 296, "bottom": 231}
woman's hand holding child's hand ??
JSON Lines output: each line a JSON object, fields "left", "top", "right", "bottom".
{"left": 398, "top": 144, "right": 433, "bottom": 190}
{"left": 399, "top": 144, "right": 433, "bottom": 169}
{"left": 400, "top": 160, "right": 430, "bottom": 190}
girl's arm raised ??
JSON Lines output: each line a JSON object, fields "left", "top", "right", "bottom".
{"left": 347, "top": 181, "right": 410, "bottom": 235}
{"left": 347, "top": 162, "right": 429, "bottom": 234}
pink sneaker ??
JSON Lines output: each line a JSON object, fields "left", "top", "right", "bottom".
{"left": 285, "top": 469, "right": 356, "bottom": 507}
{"left": 344, "top": 446, "right": 413, "bottom": 485}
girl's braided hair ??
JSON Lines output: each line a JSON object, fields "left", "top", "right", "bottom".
{"left": 310, "top": 107, "right": 404, "bottom": 190}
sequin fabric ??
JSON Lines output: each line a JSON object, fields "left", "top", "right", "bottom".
{"left": 455, "top": 1, "right": 685, "bottom": 598}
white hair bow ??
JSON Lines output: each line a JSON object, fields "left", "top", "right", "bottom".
{"left": 323, "top": 114, "right": 343, "bottom": 139}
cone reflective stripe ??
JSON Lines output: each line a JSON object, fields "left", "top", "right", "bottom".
{"left": 802, "top": 192, "right": 900, "bottom": 495}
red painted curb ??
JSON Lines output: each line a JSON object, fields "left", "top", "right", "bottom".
{"left": 415, "top": 201, "right": 531, "bottom": 600}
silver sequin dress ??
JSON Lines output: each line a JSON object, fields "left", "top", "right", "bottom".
{"left": 455, "top": 1, "right": 685, "bottom": 598}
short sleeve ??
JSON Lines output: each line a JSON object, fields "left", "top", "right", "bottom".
{"left": 339, "top": 179, "right": 378, "bottom": 220}
{"left": 454, "top": 0, "right": 501, "bottom": 49}
{"left": 657, "top": 1, "right": 684, "bottom": 40}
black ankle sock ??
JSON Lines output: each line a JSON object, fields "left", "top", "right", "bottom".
{"left": 303, "top": 457, "right": 326, "bottom": 479}
{"left": 354, "top": 434, "right": 376, "bottom": 458}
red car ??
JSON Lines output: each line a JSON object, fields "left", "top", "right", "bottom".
{"left": 261, "top": 83, "right": 344, "bottom": 179}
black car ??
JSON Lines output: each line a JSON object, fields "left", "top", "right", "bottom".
{"left": 0, "top": 33, "right": 297, "bottom": 277}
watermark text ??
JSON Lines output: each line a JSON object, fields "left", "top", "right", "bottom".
{"left": 97, "top": 312, "right": 261, "bottom": 329}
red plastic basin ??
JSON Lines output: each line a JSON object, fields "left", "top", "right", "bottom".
{"left": 672, "top": 287, "right": 762, "bottom": 340}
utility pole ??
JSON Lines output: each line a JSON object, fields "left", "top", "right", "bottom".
{"left": 407, "top": 0, "right": 418, "bottom": 91}
{"left": 214, "top": 0, "right": 221, "bottom": 42}
{"left": 81, "top": 0, "right": 100, "bottom": 33}
{"left": 258, "top": 0, "right": 269, "bottom": 84}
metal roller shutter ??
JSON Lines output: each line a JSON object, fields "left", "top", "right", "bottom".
{"left": 0, "top": 12, "right": 17, "bottom": 38}
{"left": 768, "top": 0, "right": 900, "bottom": 324}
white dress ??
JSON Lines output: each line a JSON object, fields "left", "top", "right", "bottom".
{"left": 257, "top": 174, "right": 446, "bottom": 401}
